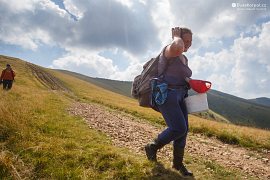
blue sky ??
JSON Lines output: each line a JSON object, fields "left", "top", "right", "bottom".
{"left": 0, "top": 0, "right": 269, "bottom": 99}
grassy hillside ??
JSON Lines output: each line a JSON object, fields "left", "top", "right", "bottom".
{"left": 59, "top": 70, "right": 270, "bottom": 129}
{"left": 1, "top": 55, "right": 249, "bottom": 179}
{"left": 207, "top": 90, "right": 270, "bottom": 128}
{"left": 57, "top": 70, "right": 132, "bottom": 97}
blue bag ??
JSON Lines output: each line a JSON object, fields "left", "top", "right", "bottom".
{"left": 151, "top": 79, "right": 168, "bottom": 106}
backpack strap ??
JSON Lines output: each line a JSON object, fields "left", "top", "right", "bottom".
{"left": 183, "top": 54, "right": 188, "bottom": 65}
{"left": 158, "top": 55, "right": 176, "bottom": 80}
{"left": 157, "top": 45, "right": 177, "bottom": 78}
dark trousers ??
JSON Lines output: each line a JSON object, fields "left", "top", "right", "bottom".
{"left": 3, "top": 80, "right": 13, "bottom": 90}
{"left": 157, "top": 89, "right": 189, "bottom": 149}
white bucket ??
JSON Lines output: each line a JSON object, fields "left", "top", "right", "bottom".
{"left": 184, "top": 93, "right": 209, "bottom": 114}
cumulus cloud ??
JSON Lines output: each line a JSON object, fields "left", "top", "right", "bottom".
{"left": 0, "top": 0, "right": 160, "bottom": 52}
{"left": 0, "top": 0, "right": 70, "bottom": 50}
{"left": 52, "top": 49, "right": 118, "bottom": 78}
{"left": 63, "top": 0, "right": 84, "bottom": 19}
{"left": 189, "top": 22, "right": 270, "bottom": 98}
{"left": 51, "top": 49, "right": 145, "bottom": 81}
{"left": 170, "top": 0, "right": 269, "bottom": 38}
{"left": 0, "top": 0, "right": 36, "bottom": 12}
{"left": 67, "top": 0, "right": 159, "bottom": 54}
{"left": 0, "top": 0, "right": 161, "bottom": 81}
{"left": 230, "top": 22, "right": 270, "bottom": 98}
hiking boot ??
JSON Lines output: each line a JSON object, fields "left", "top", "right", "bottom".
{"left": 172, "top": 147, "right": 193, "bottom": 176}
{"left": 145, "top": 139, "right": 165, "bottom": 161}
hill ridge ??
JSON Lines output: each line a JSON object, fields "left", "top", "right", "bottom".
{"left": 248, "top": 97, "right": 270, "bottom": 107}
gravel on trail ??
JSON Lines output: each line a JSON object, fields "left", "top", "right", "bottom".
{"left": 69, "top": 102, "right": 270, "bottom": 179}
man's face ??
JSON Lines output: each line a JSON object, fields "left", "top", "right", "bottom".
{"left": 182, "top": 33, "right": 192, "bottom": 52}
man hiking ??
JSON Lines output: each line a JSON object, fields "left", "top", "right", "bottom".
{"left": 1, "top": 64, "right": 16, "bottom": 90}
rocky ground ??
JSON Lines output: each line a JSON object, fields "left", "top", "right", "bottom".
{"left": 69, "top": 102, "right": 270, "bottom": 179}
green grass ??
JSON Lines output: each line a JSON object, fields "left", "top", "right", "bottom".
{"left": 189, "top": 120, "right": 270, "bottom": 150}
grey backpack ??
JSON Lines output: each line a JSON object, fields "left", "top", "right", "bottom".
{"left": 131, "top": 54, "right": 172, "bottom": 110}
{"left": 131, "top": 56, "right": 159, "bottom": 108}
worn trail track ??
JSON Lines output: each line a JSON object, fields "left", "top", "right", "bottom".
{"left": 27, "top": 63, "right": 70, "bottom": 92}
{"left": 69, "top": 102, "right": 270, "bottom": 179}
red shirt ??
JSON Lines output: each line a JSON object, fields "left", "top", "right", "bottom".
{"left": 1, "top": 69, "right": 16, "bottom": 80}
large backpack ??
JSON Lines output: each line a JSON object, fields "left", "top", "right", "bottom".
{"left": 131, "top": 54, "right": 170, "bottom": 110}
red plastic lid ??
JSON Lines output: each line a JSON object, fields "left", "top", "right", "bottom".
{"left": 189, "top": 80, "right": 212, "bottom": 93}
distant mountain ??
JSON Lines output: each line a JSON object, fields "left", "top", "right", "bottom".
{"left": 248, "top": 97, "right": 270, "bottom": 107}
{"left": 58, "top": 70, "right": 270, "bottom": 130}
{"left": 206, "top": 90, "right": 270, "bottom": 129}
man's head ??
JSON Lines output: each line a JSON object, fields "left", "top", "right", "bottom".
{"left": 181, "top": 28, "right": 192, "bottom": 52}
{"left": 6, "top": 64, "right": 11, "bottom": 70}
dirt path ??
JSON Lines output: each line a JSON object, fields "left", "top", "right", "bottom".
{"left": 69, "top": 102, "right": 270, "bottom": 179}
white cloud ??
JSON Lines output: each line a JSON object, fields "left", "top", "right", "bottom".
{"left": 109, "top": 50, "right": 144, "bottom": 80}
{"left": 230, "top": 23, "right": 270, "bottom": 98}
{"left": 0, "top": 26, "right": 53, "bottom": 50}
{"left": 51, "top": 47, "right": 145, "bottom": 81}
{"left": 0, "top": 0, "right": 36, "bottom": 12}
{"left": 114, "top": 0, "right": 134, "bottom": 8}
{"left": 39, "top": 0, "right": 68, "bottom": 18}
{"left": 170, "top": 0, "right": 269, "bottom": 48}
{"left": 189, "top": 22, "right": 270, "bottom": 98}
{"left": 51, "top": 50, "right": 118, "bottom": 78}
{"left": 63, "top": 0, "right": 84, "bottom": 19}
{"left": 0, "top": 0, "right": 68, "bottom": 50}
{"left": 110, "top": 63, "right": 142, "bottom": 81}
{"left": 150, "top": 0, "right": 175, "bottom": 46}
